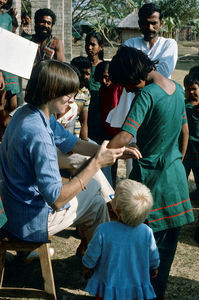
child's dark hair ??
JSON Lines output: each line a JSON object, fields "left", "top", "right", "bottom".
{"left": 34, "top": 8, "right": 56, "bottom": 26}
{"left": 109, "top": 46, "right": 156, "bottom": 85}
{"left": 189, "top": 66, "right": 199, "bottom": 77}
{"left": 94, "top": 61, "right": 110, "bottom": 82}
{"left": 85, "top": 31, "right": 104, "bottom": 60}
{"left": 138, "top": 3, "right": 163, "bottom": 20}
{"left": 184, "top": 73, "right": 199, "bottom": 87}
{"left": 71, "top": 56, "right": 92, "bottom": 72}
{"left": 2, "top": 0, "right": 13, "bottom": 10}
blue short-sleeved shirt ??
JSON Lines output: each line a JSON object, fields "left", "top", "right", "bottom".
{"left": 0, "top": 104, "right": 78, "bottom": 242}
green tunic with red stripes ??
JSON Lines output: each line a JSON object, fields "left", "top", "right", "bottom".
{"left": 122, "top": 82, "right": 194, "bottom": 232}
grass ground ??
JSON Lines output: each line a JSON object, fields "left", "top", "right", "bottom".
{"left": 2, "top": 41, "right": 199, "bottom": 300}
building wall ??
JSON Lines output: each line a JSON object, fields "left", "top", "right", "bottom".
{"left": 121, "top": 29, "right": 141, "bottom": 43}
{"left": 14, "top": 0, "right": 72, "bottom": 61}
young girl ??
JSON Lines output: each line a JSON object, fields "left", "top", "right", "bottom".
{"left": 94, "top": 61, "right": 122, "bottom": 139}
{"left": 107, "top": 46, "right": 194, "bottom": 300}
{"left": 85, "top": 31, "right": 105, "bottom": 145}
{"left": 94, "top": 61, "right": 123, "bottom": 187}
{"left": 82, "top": 179, "right": 159, "bottom": 300}
{"left": 0, "top": 0, "right": 19, "bottom": 139}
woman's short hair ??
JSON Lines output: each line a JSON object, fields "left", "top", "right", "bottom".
{"left": 85, "top": 31, "right": 104, "bottom": 60}
{"left": 109, "top": 46, "right": 156, "bottom": 85}
{"left": 112, "top": 179, "right": 153, "bottom": 227}
{"left": 2, "top": 0, "right": 13, "bottom": 10}
{"left": 34, "top": 8, "right": 56, "bottom": 26}
{"left": 94, "top": 61, "right": 110, "bottom": 82}
{"left": 25, "top": 60, "right": 79, "bottom": 107}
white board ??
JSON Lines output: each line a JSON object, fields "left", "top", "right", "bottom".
{"left": 0, "top": 27, "right": 38, "bottom": 79}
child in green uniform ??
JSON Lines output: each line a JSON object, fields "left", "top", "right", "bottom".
{"left": 183, "top": 74, "right": 199, "bottom": 198}
{"left": 183, "top": 73, "right": 199, "bottom": 243}
{"left": 107, "top": 46, "right": 194, "bottom": 300}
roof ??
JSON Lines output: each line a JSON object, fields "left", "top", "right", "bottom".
{"left": 118, "top": 11, "right": 139, "bottom": 29}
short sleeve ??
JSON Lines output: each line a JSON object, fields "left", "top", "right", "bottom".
{"left": 50, "top": 115, "right": 78, "bottom": 153}
{"left": 82, "top": 225, "right": 103, "bottom": 268}
{"left": 122, "top": 90, "right": 152, "bottom": 136}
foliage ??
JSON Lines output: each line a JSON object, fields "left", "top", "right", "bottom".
{"left": 21, "top": 0, "right": 31, "bottom": 17}
{"left": 156, "top": 0, "right": 199, "bottom": 26}
{"left": 72, "top": 0, "right": 151, "bottom": 45}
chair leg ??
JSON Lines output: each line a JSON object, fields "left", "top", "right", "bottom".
{"left": 0, "top": 248, "right": 6, "bottom": 287}
{"left": 38, "top": 243, "right": 57, "bottom": 300}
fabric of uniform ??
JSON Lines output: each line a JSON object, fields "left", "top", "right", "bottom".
{"left": 0, "top": 197, "right": 7, "bottom": 228}
{"left": 122, "top": 82, "right": 194, "bottom": 231}
{"left": 106, "top": 36, "right": 178, "bottom": 128}
{"left": 183, "top": 100, "right": 199, "bottom": 190}
{"left": 87, "top": 66, "right": 105, "bottom": 144}
{"left": 0, "top": 12, "right": 20, "bottom": 95}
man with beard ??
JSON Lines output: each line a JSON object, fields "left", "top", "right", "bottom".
{"left": 32, "top": 8, "right": 66, "bottom": 64}
{"left": 106, "top": 3, "right": 178, "bottom": 176}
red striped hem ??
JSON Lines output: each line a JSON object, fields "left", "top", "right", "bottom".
{"left": 5, "top": 82, "right": 19, "bottom": 85}
{"left": 148, "top": 209, "right": 193, "bottom": 223}
{"left": 150, "top": 198, "right": 190, "bottom": 212}
{"left": 4, "top": 76, "right": 18, "bottom": 79}
{"left": 126, "top": 118, "right": 140, "bottom": 126}
{"left": 182, "top": 116, "right": 187, "bottom": 119}
{"left": 0, "top": 207, "right": 4, "bottom": 214}
{"left": 124, "top": 122, "right": 139, "bottom": 130}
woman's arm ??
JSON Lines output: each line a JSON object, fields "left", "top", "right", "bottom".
{"left": 52, "top": 141, "right": 125, "bottom": 210}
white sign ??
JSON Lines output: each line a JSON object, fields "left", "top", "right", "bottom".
{"left": 0, "top": 27, "right": 38, "bottom": 79}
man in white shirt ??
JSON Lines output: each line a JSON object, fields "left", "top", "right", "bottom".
{"left": 107, "top": 3, "right": 178, "bottom": 128}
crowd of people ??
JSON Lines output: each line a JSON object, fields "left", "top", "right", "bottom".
{"left": 0, "top": 1, "right": 198, "bottom": 300}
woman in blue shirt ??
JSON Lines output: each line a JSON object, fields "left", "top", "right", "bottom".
{"left": 0, "top": 60, "right": 127, "bottom": 254}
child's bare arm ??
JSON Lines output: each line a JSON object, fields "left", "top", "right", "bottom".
{"left": 150, "top": 268, "right": 158, "bottom": 278}
{"left": 179, "top": 123, "right": 189, "bottom": 160}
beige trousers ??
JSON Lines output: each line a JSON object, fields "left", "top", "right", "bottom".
{"left": 48, "top": 178, "right": 110, "bottom": 242}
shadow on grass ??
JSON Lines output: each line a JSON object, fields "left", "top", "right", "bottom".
{"left": 166, "top": 275, "right": 199, "bottom": 300}
{"left": 54, "top": 226, "right": 79, "bottom": 240}
{"left": 2, "top": 254, "right": 88, "bottom": 299}
{"left": 3, "top": 255, "right": 199, "bottom": 300}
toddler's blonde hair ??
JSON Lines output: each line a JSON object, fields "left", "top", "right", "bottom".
{"left": 112, "top": 179, "right": 153, "bottom": 227}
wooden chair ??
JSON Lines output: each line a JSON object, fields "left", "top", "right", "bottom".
{"left": 0, "top": 239, "right": 57, "bottom": 299}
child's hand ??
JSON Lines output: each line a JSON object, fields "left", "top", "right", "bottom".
{"left": 150, "top": 268, "right": 158, "bottom": 278}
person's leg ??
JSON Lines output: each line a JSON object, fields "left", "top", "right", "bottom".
{"left": 48, "top": 178, "right": 110, "bottom": 242}
{"left": 151, "top": 227, "right": 181, "bottom": 299}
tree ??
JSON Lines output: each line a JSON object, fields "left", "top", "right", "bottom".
{"left": 156, "top": 0, "right": 199, "bottom": 26}
{"left": 72, "top": 0, "right": 151, "bottom": 45}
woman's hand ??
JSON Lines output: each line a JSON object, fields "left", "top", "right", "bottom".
{"left": 95, "top": 140, "right": 125, "bottom": 168}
